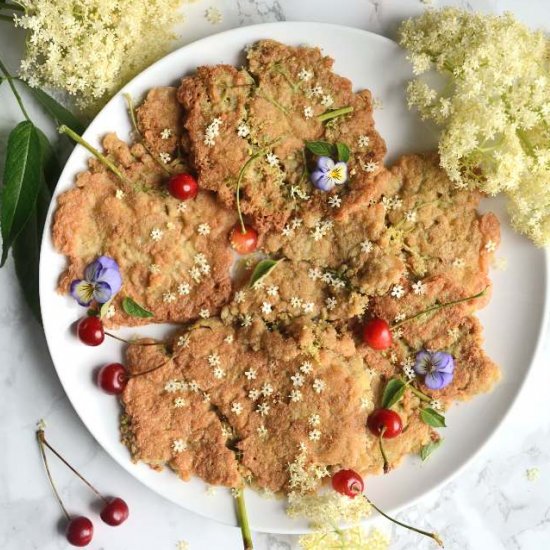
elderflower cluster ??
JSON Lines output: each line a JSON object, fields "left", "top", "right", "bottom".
{"left": 399, "top": 9, "right": 550, "bottom": 245}
{"left": 298, "top": 527, "right": 390, "bottom": 550}
{"left": 15, "top": 0, "right": 185, "bottom": 109}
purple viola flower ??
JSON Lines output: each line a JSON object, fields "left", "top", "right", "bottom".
{"left": 70, "top": 256, "right": 122, "bottom": 306}
{"left": 414, "top": 350, "right": 455, "bottom": 390}
{"left": 310, "top": 156, "right": 348, "bottom": 192}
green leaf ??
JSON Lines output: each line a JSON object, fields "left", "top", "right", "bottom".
{"left": 420, "top": 407, "right": 447, "bottom": 428}
{"left": 12, "top": 183, "right": 50, "bottom": 322}
{"left": 36, "top": 128, "right": 61, "bottom": 194}
{"left": 336, "top": 142, "right": 350, "bottom": 163}
{"left": 20, "top": 82, "right": 85, "bottom": 134}
{"left": 249, "top": 259, "right": 281, "bottom": 288}
{"left": 1, "top": 120, "right": 42, "bottom": 266}
{"left": 305, "top": 141, "right": 335, "bottom": 157}
{"left": 420, "top": 439, "right": 444, "bottom": 461}
{"left": 381, "top": 378, "right": 406, "bottom": 409}
{"left": 122, "top": 297, "right": 153, "bottom": 318}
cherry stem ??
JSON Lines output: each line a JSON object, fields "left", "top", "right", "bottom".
{"left": 105, "top": 332, "right": 164, "bottom": 346}
{"left": 378, "top": 427, "right": 390, "bottom": 474}
{"left": 0, "top": 55, "right": 31, "bottom": 121}
{"left": 392, "top": 287, "right": 488, "bottom": 330}
{"left": 235, "top": 488, "right": 254, "bottom": 550}
{"left": 364, "top": 496, "right": 444, "bottom": 547}
{"left": 37, "top": 430, "right": 71, "bottom": 521}
{"left": 58, "top": 124, "right": 136, "bottom": 189}
{"left": 317, "top": 105, "right": 353, "bottom": 122}
{"left": 38, "top": 430, "right": 107, "bottom": 503}
{"left": 123, "top": 93, "right": 172, "bottom": 175}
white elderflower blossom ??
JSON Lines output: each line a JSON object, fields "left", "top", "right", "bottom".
{"left": 237, "top": 122, "right": 250, "bottom": 137}
{"left": 231, "top": 402, "right": 243, "bottom": 416}
{"left": 320, "top": 94, "right": 334, "bottom": 107}
{"left": 298, "top": 68, "right": 313, "bottom": 81}
{"left": 115, "top": 189, "right": 125, "bottom": 200}
{"left": 159, "top": 152, "right": 171, "bottom": 164}
{"left": 391, "top": 284, "right": 406, "bottom": 299}
{"left": 178, "top": 282, "right": 191, "bottom": 296}
{"left": 199, "top": 308, "right": 210, "bottom": 319}
{"left": 160, "top": 128, "right": 172, "bottom": 139}
{"left": 163, "top": 291, "right": 176, "bottom": 304}
{"left": 172, "top": 439, "right": 187, "bottom": 454}
{"left": 290, "top": 296, "right": 303, "bottom": 309}
{"left": 328, "top": 195, "right": 341, "bottom": 208}
{"left": 150, "top": 227, "right": 163, "bottom": 241}
{"left": 308, "top": 429, "right": 321, "bottom": 441}
{"left": 308, "top": 414, "right": 321, "bottom": 427}
{"left": 325, "top": 297, "right": 337, "bottom": 311}
{"left": 361, "top": 160, "right": 378, "bottom": 173}
{"left": 300, "top": 361, "right": 313, "bottom": 375}
{"left": 360, "top": 239, "right": 373, "bottom": 253}
{"left": 291, "top": 373, "right": 305, "bottom": 387}
{"left": 266, "top": 152, "right": 279, "bottom": 167}
{"left": 412, "top": 280, "right": 426, "bottom": 295}
{"left": 485, "top": 240, "right": 497, "bottom": 252}
{"left": 234, "top": 290, "right": 246, "bottom": 303}
{"left": 358, "top": 135, "right": 370, "bottom": 148}
{"left": 261, "top": 302, "right": 273, "bottom": 315}
{"left": 289, "top": 389, "right": 303, "bottom": 402}
{"left": 256, "top": 403, "right": 270, "bottom": 416}
{"left": 257, "top": 425, "right": 268, "bottom": 437}
{"left": 304, "top": 106, "right": 314, "bottom": 119}
{"left": 302, "top": 302, "right": 315, "bottom": 314}
{"left": 312, "top": 379, "right": 325, "bottom": 394}
{"left": 197, "top": 223, "right": 211, "bottom": 236}
{"left": 266, "top": 285, "right": 279, "bottom": 297}
{"left": 174, "top": 397, "right": 186, "bottom": 408}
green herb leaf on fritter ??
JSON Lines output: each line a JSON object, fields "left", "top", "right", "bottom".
{"left": 122, "top": 297, "right": 154, "bottom": 318}
{"left": 336, "top": 142, "right": 350, "bottom": 163}
{"left": 1, "top": 120, "right": 42, "bottom": 266}
{"left": 420, "top": 407, "right": 447, "bottom": 428}
{"left": 305, "top": 141, "right": 335, "bottom": 157}
{"left": 420, "top": 439, "right": 444, "bottom": 461}
{"left": 381, "top": 378, "right": 406, "bottom": 409}
{"left": 249, "top": 259, "right": 281, "bottom": 288}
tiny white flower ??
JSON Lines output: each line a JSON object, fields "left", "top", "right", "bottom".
{"left": 266, "top": 152, "right": 279, "bottom": 167}
{"left": 300, "top": 361, "right": 313, "bottom": 375}
{"left": 289, "top": 389, "right": 303, "bottom": 402}
{"left": 248, "top": 389, "right": 261, "bottom": 400}
{"left": 244, "top": 368, "right": 257, "bottom": 380}
{"left": 224, "top": 334, "right": 234, "bottom": 344}
{"left": 360, "top": 240, "right": 374, "bottom": 253}
{"left": 405, "top": 210, "right": 417, "bottom": 222}
{"left": 197, "top": 223, "right": 211, "bottom": 236}
{"left": 241, "top": 314, "right": 253, "bottom": 327}
{"left": 149, "top": 263, "right": 161, "bottom": 274}
{"left": 298, "top": 68, "right": 313, "bottom": 81}
{"left": 189, "top": 266, "right": 202, "bottom": 283}
{"left": 253, "top": 279, "right": 265, "bottom": 290}
{"left": 234, "top": 290, "right": 246, "bottom": 303}
{"left": 412, "top": 280, "right": 426, "bottom": 295}
{"left": 282, "top": 225, "right": 293, "bottom": 237}
{"left": 325, "top": 297, "right": 337, "bottom": 311}
{"left": 208, "top": 353, "right": 221, "bottom": 367}
{"left": 178, "top": 282, "right": 191, "bottom": 296}
{"left": 261, "top": 301, "right": 273, "bottom": 315}
{"left": 485, "top": 240, "right": 497, "bottom": 252}
{"left": 328, "top": 195, "right": 341, "bottom": 208}
{"left": 320, "top": 94, "right": 334, "bottom": 107}
{"left": 308, "top": 429, "right": 321, "bottom": 441}
{"left": 115, "top": 189, "right": 125, "bottom": 200}
{"left": 237, "top": 122, "right": 250, "bottom": 138}
{"left": 177, "top": 202, "right": 188, "bottom": 213}
{"left": 290, "top": 296, "right": 303, "bottom": 309}
{"left": 188, "top": 380, "right": 200, "bottom": 392}
{"left": 308, "top": 267, "right": 323, "bottom": 281}
{"left": 290, "top": 373, "right": 304, "bottom": 387}
{"left": 430, "top": 399, "right": 442, "bottom": 411}
{"left": 256, "top": 403, "right": 270, "bottom": 416}
{"left": 231, "top": 402, "right": 243, "bottom": 415}
{"left": 257, "top": 425, "right": 268, "bottom": 437}
{"left": 172, "top": 439, "right": 187, "bottom": 454}
{"left": 303, "top": 106, "right": 314, "bottom": 119}
{"left": 150, "top": 227, "right": 163, "bottom": 241}
{"left": 213, "top": 367, "right": 225, "bottom": 379}
{"left": 159, "top": 152, "right": 171, "bottom": 164}
{"left": 160, "top": 128, "right": 172, "bottom": 139}
{"left": 391, "top": 284, "right": 405, "bottom": 299}
{"left": 302, "top": 302, "right": 315, "bottom": 314}
{"left": 177, "top": 335, "right": 190, "bottom": 348}
{"left": 358, "top": 135, "right": 370, "bottom": 148}
{"left": 312, "top": 378, "right": 325, "bottom": 393}
{"left": 164, "top": 380, "right": 182, "bottom": 393}
{"left": 308, "top": 414, "right": 321, "bottom": 427}
{"left": 261, "top": 383, "right": 274, "bottom": 397}
{"left": 312, "top": 85, "right": 324, "bottom": 97}
{"left": 199, "top": 308, "right": 210, "bottom": 319}
{"left": 174, "top": 397, "right": 186, "bottom": 408}
{"left": 394, "top": 312, "right": 406, "bottom": 323}
{"left": 291, "top": 218, "right": 303, "bottom": 229}
{"left": 361, "top": 160, "right": 378, "bottom": 173}
{"left": 266, "top": 285, "right": 279, "bottom": 297}
{"left": 163, "top": 291, "right": 176, "bottom": 304}
{"left": 403, "top": 365, "right": 416, "bottom": 380}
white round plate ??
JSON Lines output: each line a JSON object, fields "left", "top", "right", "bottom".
{"left": 39, "top": 22, "right": 549, "bottom": 534}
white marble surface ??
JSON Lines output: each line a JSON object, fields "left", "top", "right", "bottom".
{"left": 1, "top": 1, "right": 549, "bottom": 549}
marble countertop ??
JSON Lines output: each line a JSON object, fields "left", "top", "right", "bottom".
{"left": 1, "top": 1, "right": 549, "bottom": 549}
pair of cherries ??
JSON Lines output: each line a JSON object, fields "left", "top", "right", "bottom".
{"left": 169, "top": 173, "right": 258, "bottom": 255}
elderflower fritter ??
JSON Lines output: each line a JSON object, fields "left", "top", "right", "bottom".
{"left": 15, "top": 0, "right": 184, "bottom": 110}
{"left": 399, "top": 8, "right": 550, "bottom": 245}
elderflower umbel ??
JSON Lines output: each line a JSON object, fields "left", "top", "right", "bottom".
{"left": 399, "top": 8, "right": 550, "bottom": 245}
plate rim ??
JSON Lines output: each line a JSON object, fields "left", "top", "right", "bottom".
{"left": 38, "top": 20, "right": 550, "bottom": 534}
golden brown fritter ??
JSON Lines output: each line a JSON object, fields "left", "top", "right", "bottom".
{"left": 52, "top": 133, "right": 237, "bottom": 327}
{"left": 177, "top": 40, "right": 386, "bottom": 232}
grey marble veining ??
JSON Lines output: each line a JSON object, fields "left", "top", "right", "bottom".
{"left": 1, "top": 1, "right": 549, "bottom": 549}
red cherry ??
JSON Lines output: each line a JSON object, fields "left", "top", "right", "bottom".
{"left": 168, "top": 173, "right": 198, "bottom": 201}
{"left": 66, "top": 516, "right": 94, "bottom": 547}
{"left": 100, "top": 497, "right": 130, "bottom": 526}
{"left": 77, "top": 317, "right": 105, "bottom": 346}
{"left": 362, "top": 318, "right": 392, "bottom": 350}
{"left": 97, "top": 363, "right": 127, "bottom": 395}
{"left": 229, "top": 224, "right": 258, "bottom": 255}
{"left": 367, "top": 408, "right": 403, "bottom": 439}
{"left": 331, "top": 469, "right": 364, "bottom": 498}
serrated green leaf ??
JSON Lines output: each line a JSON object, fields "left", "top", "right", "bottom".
{"left": 122, "top": 297, "right": 153, "bottom": 318}
{"left": 420, "top": 439, "right": 444, "bottom": 461}
{"left": 336, "top": 142, "right": 350, "bottom": 163}
{"left": 381, "top": 378, "right": 406, "bottom": 409}
{"left": 1, "top": 121, "right": 42, "bottom": 266}
{"left": 12, "top": 182, "right": 50, "bottom": 322}
{"left": 20, "top": 82, "right": 85, "bottom": 134}
{"left": 420, "top": 407, "right": 447, "bottom": 428}
{"left": 305, "top": 141, "right": 335, "bottom": 157}
{"left": 249, "top": 259, "right": 281, "bottom": 288}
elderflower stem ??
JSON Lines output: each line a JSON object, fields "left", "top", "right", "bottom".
{"left": 0, "top": 56, "right": 31, "bottom": 121}
{"left": 365, "top": 496, "right": 444, "bottom": 547}
{"left": 392, "top": 287, "right": 488, "bottom": 329}
{"left": 58, "top": 124, "right": 134, "bottom": 188}
{"left": 37, "top": 430, "right": 71, "bottom": 520}
{"left": 317, "top": 106, "right": 353, "bottom": 122}
{"left": 235, "top": 152, "right": 263, "bottom": 233}
{"left": 236, "top": 488, "right": 254, "bottom": 550}
{"left": 38, "top": 429, "right": 106, "bottom": 502}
